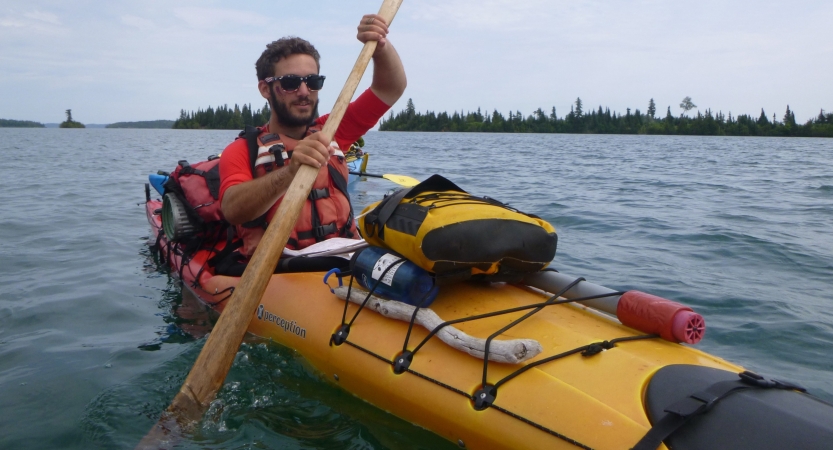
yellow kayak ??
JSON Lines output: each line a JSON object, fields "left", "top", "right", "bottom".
{"left": 145, "top": 197, "right": 832, "bottom": 450}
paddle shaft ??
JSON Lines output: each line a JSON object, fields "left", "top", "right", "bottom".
{"left": 137, "top": 1, "right": 403, "bottom": 446}
{"left": 349, "top": 170, "right": 386, "bottom": 178}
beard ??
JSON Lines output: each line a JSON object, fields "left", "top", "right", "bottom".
{"left": 269, "top": 90, "right": 319, "bottom": 128}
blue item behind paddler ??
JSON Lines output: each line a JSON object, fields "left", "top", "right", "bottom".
{"left": 350, "top": 246, "right": 439, "bottom": 307}
{"left": 358, "top": 175, "right": 557, "bottom": 282}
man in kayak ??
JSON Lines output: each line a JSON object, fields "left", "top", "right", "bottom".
{"left": 218, "top": 14, "right": 406, "bottom": 256}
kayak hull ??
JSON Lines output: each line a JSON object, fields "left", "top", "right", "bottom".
{"left": 145, "top": 198, "right": 831, "bottom": 449}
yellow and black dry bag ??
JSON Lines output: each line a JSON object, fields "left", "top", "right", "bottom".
{"left": 358, "top": 175, "right": 557, "bottom": 281}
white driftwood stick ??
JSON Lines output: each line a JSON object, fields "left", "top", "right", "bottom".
{"left": 333, "top": 286, "right": 542, "bottom": 364}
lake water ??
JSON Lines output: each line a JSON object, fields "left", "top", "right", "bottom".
{"left": 1, "top": 129, "right": 831, "bottom": 449}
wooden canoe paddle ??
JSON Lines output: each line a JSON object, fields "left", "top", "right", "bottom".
{"left": 136, "top": 0, "right": 404, "bottom": 447}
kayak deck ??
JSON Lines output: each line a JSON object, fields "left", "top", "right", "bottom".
{"left": 146, "top": 199, "right": 744, "bottom": 449}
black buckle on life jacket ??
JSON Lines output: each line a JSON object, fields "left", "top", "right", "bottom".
{"left": 296, "top": 222, "right": 338, "bottom": 240}
{"left": 314, "top": 222, "right": 338, "bottom": 238}
{"left": 269, "top": 144, "right": 286, "bottom": 167}
{"left": 308, "top": 188, "right": 330, "bottom": 201}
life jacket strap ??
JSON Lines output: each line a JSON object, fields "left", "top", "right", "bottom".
{"left": 327, "top": 165, "right": 354, "bottom": 238}
{"left": 243, "top": 125, "right": 261, "bottom": 176}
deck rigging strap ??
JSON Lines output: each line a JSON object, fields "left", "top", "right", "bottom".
{"left": 493, "top": 334, "right": 658, "bottom": 391}
{"left": 399, "top": 278, "right": 588, "bottom": 359}
{"left": 330, "top": 270, "right": 674, "bottom": 449}
{"left": 479, "top": 277, "right": 585, "bottom": 387}
{"left": 340, "top": 339, "right": 595, "bottom": 450}
{"left": 330, "top": 257, "right": 407, "bottom": 346}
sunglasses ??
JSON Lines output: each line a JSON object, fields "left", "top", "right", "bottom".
{"left": 264, "top": 74, "right": 326, "bottom": 92}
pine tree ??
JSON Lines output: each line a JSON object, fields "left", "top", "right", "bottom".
{"left": 647, "top": 98, "right": 656, "bottom": 118}
{"left": 679, "top": 97, "right": 696, "bottom": 116}
{"left": 758, "top": 109, "right": 769, "bottom": 125}
{"left": 783, "top": 105, "right": 796, "bottom": 127}
{"left": 575, "top": 98, "right": 583, "bottom": 118}
{"left": 405, "top": 98, "right": 416, "bottom": 117}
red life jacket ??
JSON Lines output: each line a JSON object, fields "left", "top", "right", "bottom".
{"left": 236, "top": 125, "right": 356, "bottom": 256}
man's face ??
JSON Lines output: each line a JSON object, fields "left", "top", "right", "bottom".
{"left": 264, "top": 53, "right": 320, "bottom": 127}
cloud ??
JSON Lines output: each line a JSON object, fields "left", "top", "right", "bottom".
{"left": 409, "top": 0, "right": 553, "bottom": 28}
{"left": 23, "top": 10, "right": 60, "bottom": 25}
{"left": 172, "top": 7, "right": 270, "bottom": 29}
{"left": 121, "top": 15, "right": 155, "bottom": 31}
{"left": 0, "top": 19, "right": 26, "bottom": 28}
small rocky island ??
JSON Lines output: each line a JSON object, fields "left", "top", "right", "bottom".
{"left": 60, "top": 109, "right": 85, "bottom": 128}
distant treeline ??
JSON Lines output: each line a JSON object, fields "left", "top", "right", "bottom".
{"left": 173, "top": 103, "right": 271, "bottom": 129}
{"left": 0, "top": 119, "right": 44, "bottom": 128}
{"left": 380, "top": 99, "right": 833, "bottom": 138}
{"left": 107, "top": 120, "right": 175, "bottom": 129}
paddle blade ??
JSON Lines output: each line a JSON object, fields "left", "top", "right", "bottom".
{"left": 382, "top": 174, "right": 420, "bottom": 187}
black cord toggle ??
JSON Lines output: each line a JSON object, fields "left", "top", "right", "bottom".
{"left": 330, "top": 324, "right": 350, "bottom": 346}
{"left": 473, "top": 385, "right": 497, "bottom": 411}
{"left": 393, "top": 351, "right": 413, "bottom": 374}
{"left": 581, "top": 340, "right": 616, "bottom": 357}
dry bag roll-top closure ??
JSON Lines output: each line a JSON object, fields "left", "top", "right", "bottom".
{"left": 358, "top": 175, "right": 558, "bottom": 283}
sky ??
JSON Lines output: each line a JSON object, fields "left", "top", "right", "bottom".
{"left": 1, "top": 0, "right": 831, "bottom": 124}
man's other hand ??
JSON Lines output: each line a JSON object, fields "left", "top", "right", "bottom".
{"left": 288, "top": 132, "right": 335, "bottom": 175}
{"left": 357, "top": 14, "right": 389, "bottom": 50}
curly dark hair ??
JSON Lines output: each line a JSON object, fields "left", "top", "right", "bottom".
{"left": 255, "top": 37, "right": 321, "bottom": 81}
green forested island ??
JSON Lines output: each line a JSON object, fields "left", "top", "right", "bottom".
{"left": 173, "top": 103, "right": 271, "bottom": 129}
{"left": 107, "top": 120, "right": 175, "bottom": 129}
{"left": 60, "top": 109, "right": 85, "bottom": 128}
{"left": 380, "top": 99, "right": 833, "bottom": 138}
{"left": 0, "top": 119, "right": 45, "bottom": 128}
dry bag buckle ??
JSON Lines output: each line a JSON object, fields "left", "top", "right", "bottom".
{"left": 739, "top": 371, "right": 806, "bottom": 392}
